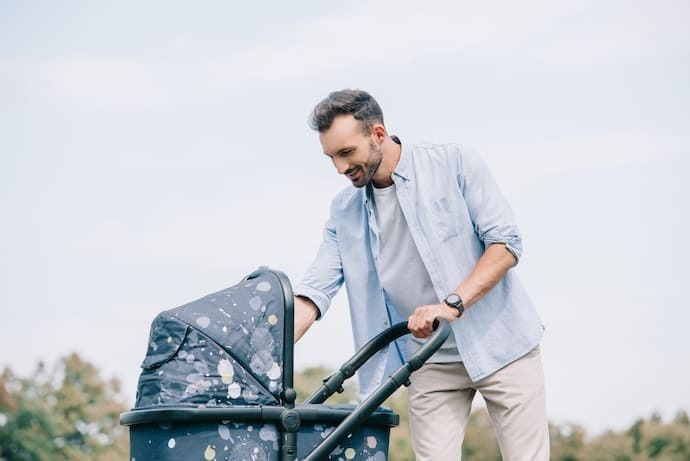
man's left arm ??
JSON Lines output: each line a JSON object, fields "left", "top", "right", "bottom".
{"left": 408, "top": 149, "right": 521, "bottom": 338}
{"left": 408, "top": 243, "right": 515, "bottom": 337}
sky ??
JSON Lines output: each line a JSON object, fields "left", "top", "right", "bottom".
{"left": 1, "top": 0, "right": 689, "bottom": 435}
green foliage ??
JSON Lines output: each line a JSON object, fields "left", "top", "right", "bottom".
{"left": 550, "top": 412, "right": 690, "bottom": 461}
{"left": 550, "top": 423, "right": 588, "bottom": 461}
{"left": 0, "top": 353, "right": 128, "bottom": 461}
{"left": 674, "top": 411, "right": 690, "bottom": 426}
{"left": 294, "top": 368, "right": 690, "bottom": 461}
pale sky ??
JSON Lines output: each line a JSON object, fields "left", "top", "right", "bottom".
{"left": 2, "top": 0, "right": 689, "bottom": 435}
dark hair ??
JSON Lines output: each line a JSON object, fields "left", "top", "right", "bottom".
{"left": 308, "top": 89, "right": 384, "bottom": 134}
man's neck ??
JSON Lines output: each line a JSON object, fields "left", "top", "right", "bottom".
{"left": 372, "top": 136, "right": 402, "bottom": 188}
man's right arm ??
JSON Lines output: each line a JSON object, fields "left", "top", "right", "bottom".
{"left": 292, "top": 202, "right": 344, "bottom": 342}
{"left": 294, "top": 295, "right": 319, "bottom": 342}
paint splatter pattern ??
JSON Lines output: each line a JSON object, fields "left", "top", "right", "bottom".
{"left": 135, "top": 273, "right": 284, "bottom": 407}
{"left": 129, "top": 418, "right": 391, "bottom": 460}
{"left": 130, "top": 270, "right": 395, "bottom": 460}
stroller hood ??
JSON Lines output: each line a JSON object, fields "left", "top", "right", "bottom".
{"left": 135, "top": 269, "right": 292, "bottom": 408}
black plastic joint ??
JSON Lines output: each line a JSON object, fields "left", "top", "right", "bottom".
{"left": 282, "top": 388, "right": 297, "bottom": 405}
{"left": 280, "top": 409, "right": 301, "bottom": 433}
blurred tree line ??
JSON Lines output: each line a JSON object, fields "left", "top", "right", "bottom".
{"left": 0, "top": 354, "right": 128, "bottom": 460}
{"left": 1, "top": 357, "right": 689, "bottom": 460}
{"left": 294, "top": 367, "right": 690, "bottom": 461}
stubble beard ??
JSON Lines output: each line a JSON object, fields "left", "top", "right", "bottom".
{"left": 354, "top": 141, "right": 383, "bottom": 188}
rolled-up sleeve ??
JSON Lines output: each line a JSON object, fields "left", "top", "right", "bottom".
{"left": 456, "top": 149, "right": 523, "bottom": 262}
{"left": 293, "top": 201, "right": 344, "bottom": 318}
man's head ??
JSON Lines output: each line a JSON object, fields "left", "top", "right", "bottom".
{"left": 309, "top": 90, "right": 389, "bottom": 188}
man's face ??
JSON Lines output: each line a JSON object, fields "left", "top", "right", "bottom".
{"left": 319, "top": 115, "right": 382, "bottom": 188}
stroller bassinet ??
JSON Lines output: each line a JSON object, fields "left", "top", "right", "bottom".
{"left": 121, "top": 267, "right": 449, "bottom": 460}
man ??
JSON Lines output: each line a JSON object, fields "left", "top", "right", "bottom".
{"left": 293, "top": 89, "right": 549, "bottom": 460}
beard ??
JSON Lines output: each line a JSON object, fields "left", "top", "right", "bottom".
{"left": 350, "top": 141, "right": 384, "bottom": 188}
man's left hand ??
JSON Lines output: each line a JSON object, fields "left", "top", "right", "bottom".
{"left": 408, "top": 303, "right": 459, "bottom": 338}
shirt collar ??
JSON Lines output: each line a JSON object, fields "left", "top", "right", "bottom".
{"left": 392, "top": 135, "right": 411, "bottom": 182}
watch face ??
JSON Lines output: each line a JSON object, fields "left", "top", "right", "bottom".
{"left": 444, "top": 293, "right": 462, "bottom": 307}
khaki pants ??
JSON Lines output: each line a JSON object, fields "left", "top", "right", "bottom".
{"left": 408, "top": 346, "right": 549, "bottom": 461}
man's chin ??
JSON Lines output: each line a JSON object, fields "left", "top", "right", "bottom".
{"left": 350, "top": 177, "right": 369, "bottom": 188}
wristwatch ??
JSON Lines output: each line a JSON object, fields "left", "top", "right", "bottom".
{"left": 443, "top": 293, "right": 465, "bottom": 317}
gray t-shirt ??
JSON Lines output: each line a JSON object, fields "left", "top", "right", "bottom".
{"left": 372, "top": 183, "right": 461, "bottom": 363}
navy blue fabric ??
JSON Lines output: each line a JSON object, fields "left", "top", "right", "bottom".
{"left": 129, "top": 416, "right": 392, "bottom": 460}
{"left": 135, "top": 271, "right": 286, "bottom": 407}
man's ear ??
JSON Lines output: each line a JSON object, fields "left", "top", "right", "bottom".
{"left": 372, "top": 124, "right": 387, "bottom": 143}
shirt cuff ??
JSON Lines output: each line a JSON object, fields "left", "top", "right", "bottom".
{"left": 483, "top": 238, "right": 522, "bottom": 263}
{"left": 293, "top": 284, "right": 331, "bottom": 320}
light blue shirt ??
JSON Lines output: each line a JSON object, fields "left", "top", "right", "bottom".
{"left": 295, "top": 140, "right": 544, "bottom": 398}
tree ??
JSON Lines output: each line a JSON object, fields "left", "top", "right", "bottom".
{"left": 634, "top": 412, "right": 690, "bottom": 460}
{"left": 549, "top": 422, "right": 587, "bottom": 461}
{"left": 673, "top": 410, "right": 689, "bottom": 426}
{"left": 0, "top": 353, "right": 128, "bottom": 461}
{"left": 585, "top": 430, "right": 636, "bottom": 461}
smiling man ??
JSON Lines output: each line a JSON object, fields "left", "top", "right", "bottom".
{"left": 293, "top": 89, "right": 549, "bottom": 460}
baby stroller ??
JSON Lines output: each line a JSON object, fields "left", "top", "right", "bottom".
{"left": 120, "top": 267, "right": 449, "bottom": 460}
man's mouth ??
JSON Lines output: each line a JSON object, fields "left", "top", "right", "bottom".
{"left": 346, "top": 167, "right": 361, "bottom": 180}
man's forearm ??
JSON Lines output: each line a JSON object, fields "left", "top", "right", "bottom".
{"left": 407, "top": 243, "right": 517, "bottom": 337}
{"left": 454, "top": 243, "right": 517, "bottom": 309}
{"left": 294, "top": 295, "right": 319, "bottom": 342}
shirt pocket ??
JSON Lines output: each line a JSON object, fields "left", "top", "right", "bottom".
{"left": 429, "top": 196, "right": 461, "bottom": 241}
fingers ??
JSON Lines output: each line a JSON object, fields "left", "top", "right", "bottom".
{"left": 408, "top": 305, "right": 441, "bottom": 338}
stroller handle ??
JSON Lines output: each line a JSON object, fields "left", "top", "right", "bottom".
{"left": 302, "top": 317, "right": 451, "bottom": 461}
{"left": 304, "top": 317, "right": 450, "bottom": 405}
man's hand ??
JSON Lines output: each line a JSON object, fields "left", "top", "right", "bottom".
{"left": 408, "top": 303, "right": 459, "bottom": 338}
{"left": 408, "top": 243, "right": 516, "bottom": 339}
